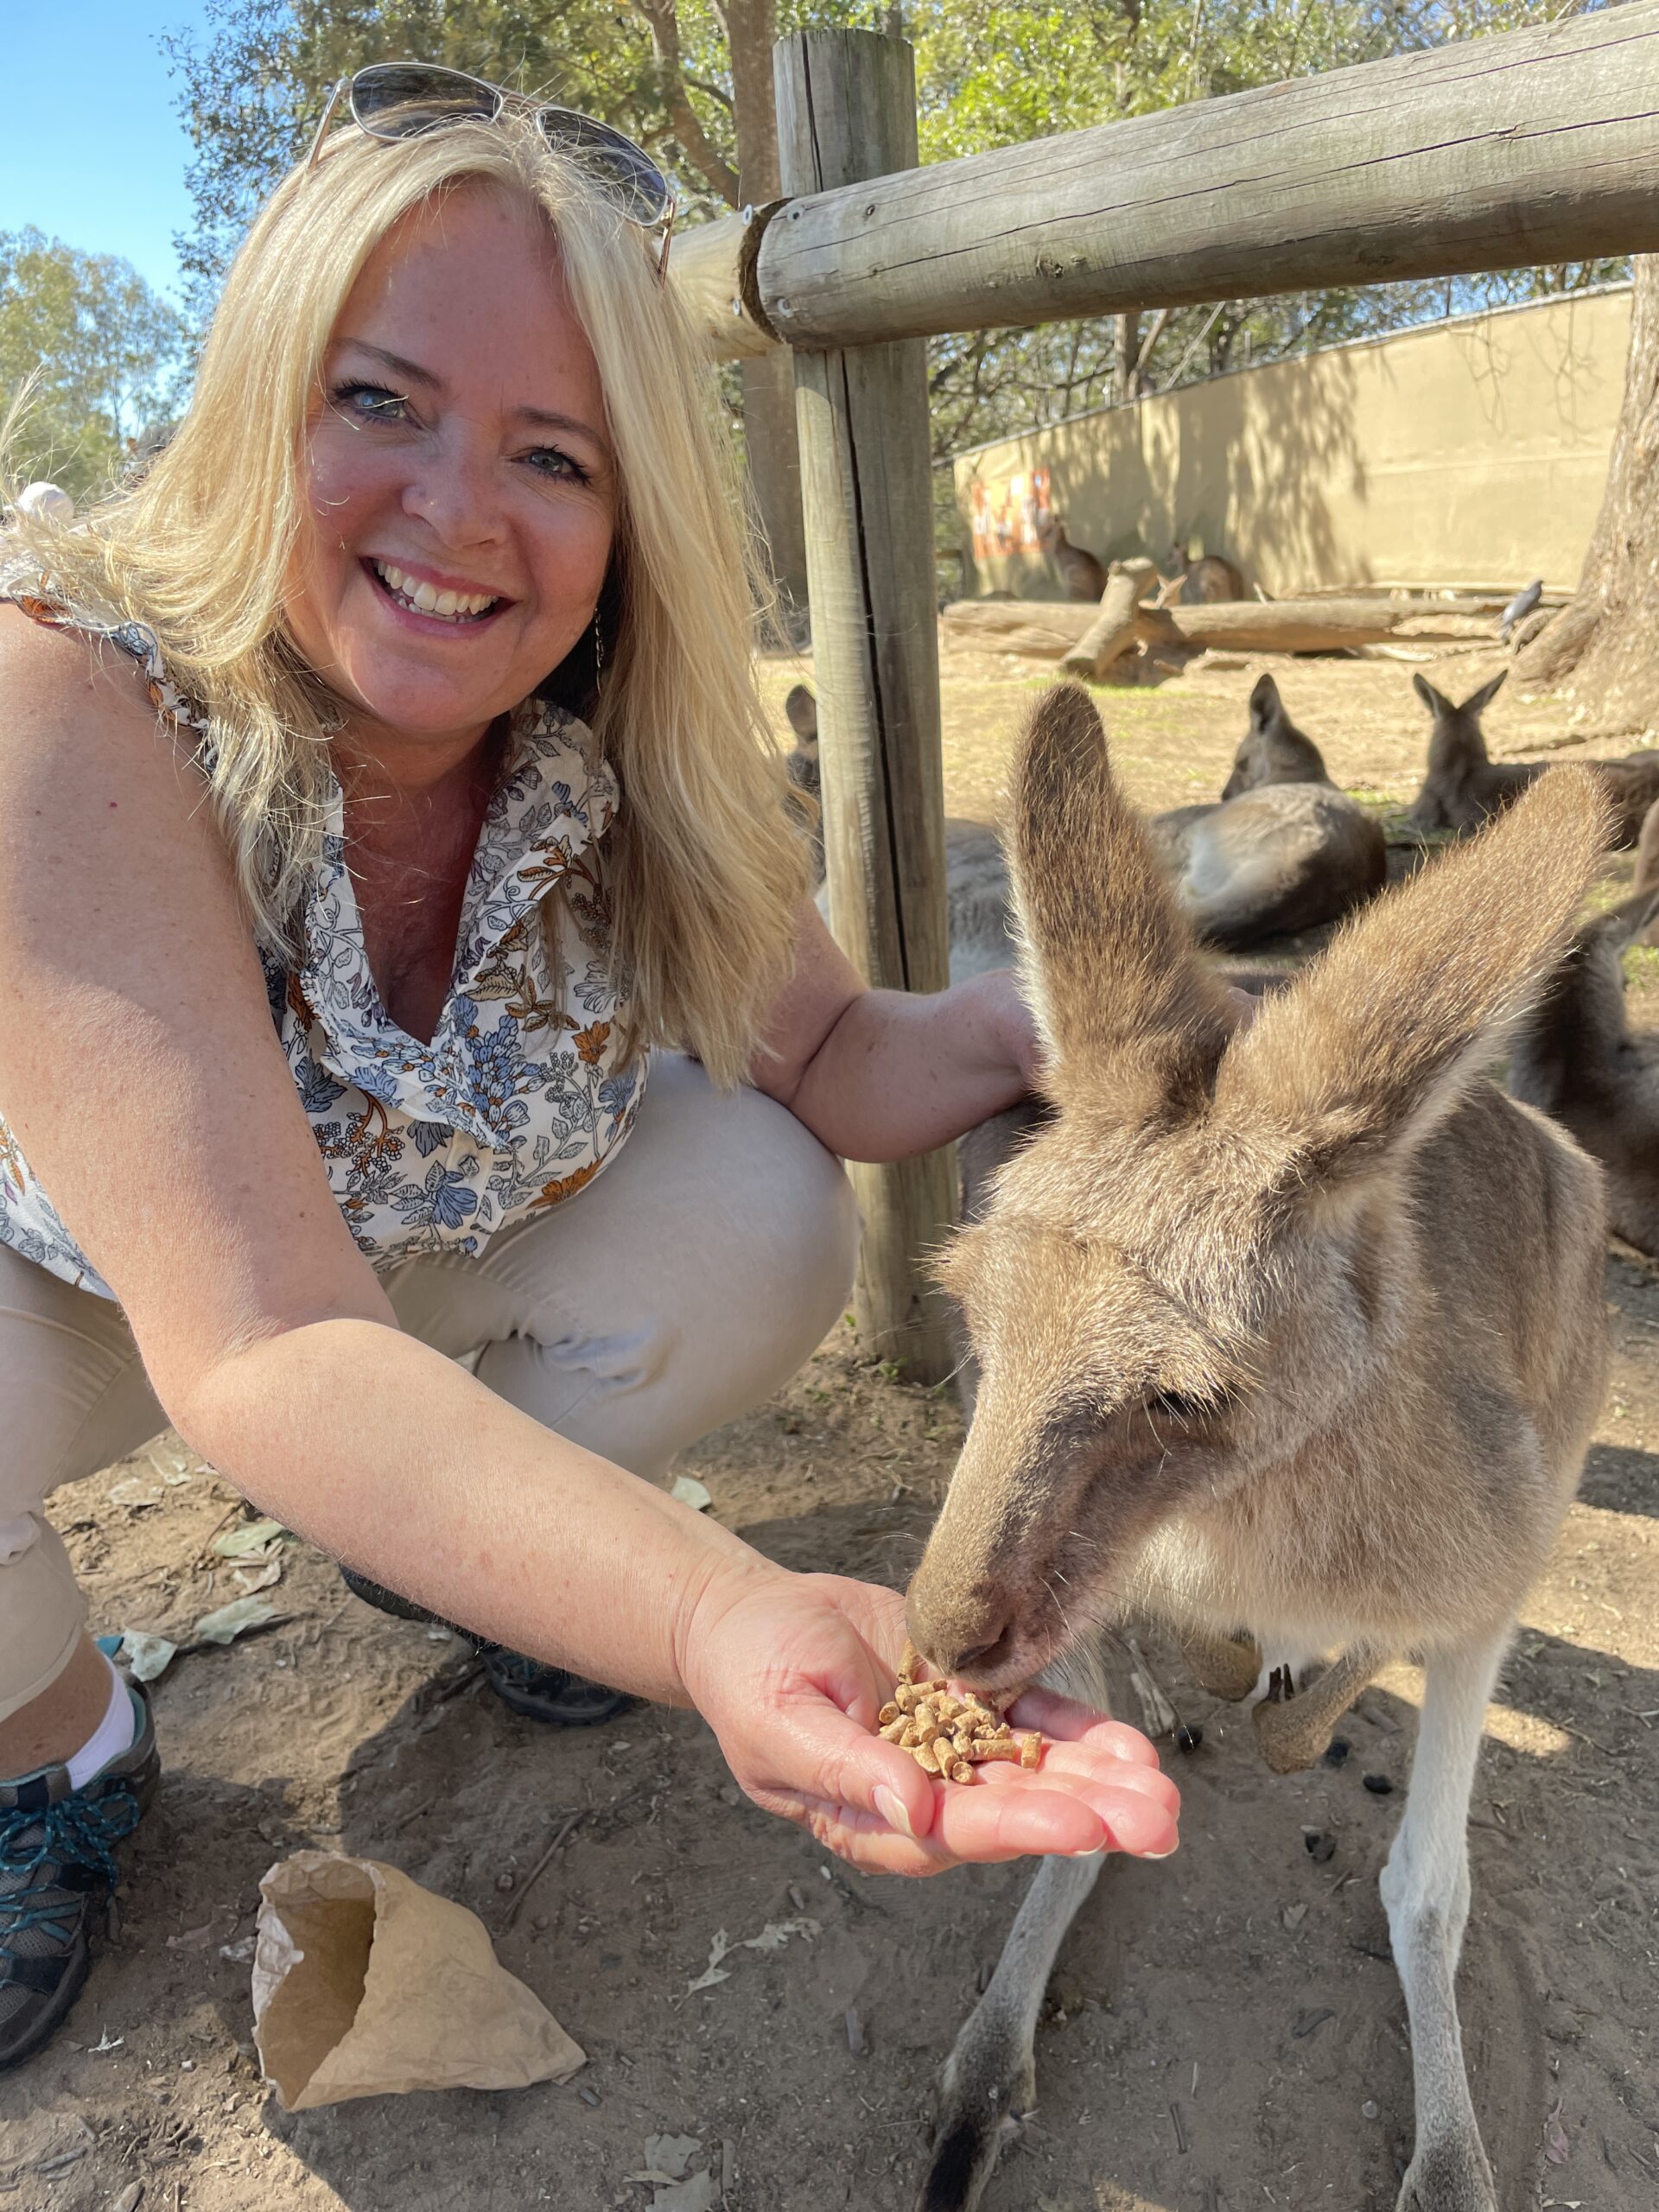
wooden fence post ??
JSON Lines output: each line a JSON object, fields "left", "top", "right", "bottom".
{"left": 774, "top": 27, "right": 957, "bottom": 1382}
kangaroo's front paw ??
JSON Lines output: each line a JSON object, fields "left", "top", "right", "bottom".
{"left": 1395, "top": 2131, "right": 1498, "bottom": 2212}
{"left": 1253, "top": 1684, "right": 1335, "bottom": 1773}
{"left": 1180, "top": 1627, "right": 1262, "bottom": 1701}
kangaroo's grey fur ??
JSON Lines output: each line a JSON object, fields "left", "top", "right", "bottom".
{"left": 786, "top": 675, "right": 1386, "bottom": 964}
{"left": 1408, "top": 669, "right": 1659, "bottom": 843}
{"left": 1035, "top": 515, "right": 1108, "bottom": 601}
{"left": 782, "top": 683, "right": 1014, "bottom": 982}
{"left": 1510, "top": 801, "right": 1659, "bottom": 1254}
{"left": 907, "top": 683, "right": 1611, "bottom": 2212}
{"left": 1147, "top": 675, "right": 1388, "bottom": 946}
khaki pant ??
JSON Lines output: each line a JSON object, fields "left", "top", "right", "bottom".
{"left": 0, "top": 1055, "right": 861, "bottom": 1726}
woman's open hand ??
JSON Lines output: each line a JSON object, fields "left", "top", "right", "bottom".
{"left": 677, "top": 1564, "right": 1179, "bottom": 1877}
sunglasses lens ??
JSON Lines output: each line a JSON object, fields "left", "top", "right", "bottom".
{"left": 350, "top": 63, "right": 500, "bottom": 139}
{"left": 537, "top": 109, "right": 671, "bottom": 226}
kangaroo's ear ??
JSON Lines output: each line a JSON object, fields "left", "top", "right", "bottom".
{"left": 1008, "top": 683, "right": 1235, "bottom": 1121}
{"left": 1412, "top": 672, "right": 1450, "bottom": 716}
{"left": 1459, "top": 669, "right": 1507, "bottom": 718}
{"left": 1249, "top": 673, "right": 1281, "bottom": 728}
{"left": 1215, "top": 767, "right": 1611, "bottom": 1180}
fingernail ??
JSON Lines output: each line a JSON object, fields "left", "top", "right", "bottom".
{"left": 874, "top": 1786, "right": 916, "bottom": 1839}
{"left": 1142, "top": 1841, "right": 1179, "bottom": 1859}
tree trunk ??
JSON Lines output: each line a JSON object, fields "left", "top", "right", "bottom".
{"left": 1515, "top": 256, "right": 1659, "bottom": 733}
{"left": 1113, "top": 310, "right": 1140, "bottom": 404}
{"left": 728, "top": 0, "right": 808, "bottom": 614}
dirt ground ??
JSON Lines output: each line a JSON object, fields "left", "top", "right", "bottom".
{"left": 4, "top": 649, "right": 1658, "bottom": 2212}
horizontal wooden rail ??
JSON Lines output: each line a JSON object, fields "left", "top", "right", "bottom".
{"left": 673, "top": 4, "right": 1659, "bottom": 357}
{"left": 668, "top": 204, "right": 784, "bottom": 358}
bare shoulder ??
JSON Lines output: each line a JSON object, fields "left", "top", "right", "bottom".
{"left": 0, "top": 601, "right": 382, "bottom": 1386}
{"left": 0, "top": 601, "right": 235, "bottom": 918}
{"left": 0, "top": 597, "right": 162, "bottom": 728}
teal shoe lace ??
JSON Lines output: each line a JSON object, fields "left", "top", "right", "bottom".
{"left": 0, "top": 1786, "right": 142, "bottom": 1954}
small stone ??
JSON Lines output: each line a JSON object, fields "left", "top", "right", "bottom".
{"left": 110, "top": 2188, "right": 144, "bottom": 2212}
{"left": 579, "top": 2085, "right": 601, "bottom": 2107}
{"left": 1362, "top": 1772, "right": 1395, "bottom": 1796}
{"left": 1322, "top": 1737, "right": 1351, "bottom": 1768}
{"left": 845, "top": 2007, "right": 868, "bottom": 2056}
{"left": 1361, "top": 2100, "right": 1379, "bottom": 2120}
{"left": 1302, "top": 1828, "right": 1336, "bottom": 1864}
{"left": 1174, "top": 1724, "right": 1204, "bottom": 1754}
{"left": 496, "top": 1872, "right": 515, "bottom": 1893}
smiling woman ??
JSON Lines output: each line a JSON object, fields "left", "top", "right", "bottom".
{"left": 0, "top": 94, "right": 1176, "bottom": 2074}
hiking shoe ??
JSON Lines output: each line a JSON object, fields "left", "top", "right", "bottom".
{"left": 339, "top": 1567, "right": 634, "bottom": 1726}
{"left": 0, "top": 1679, "right": 157, "bottom": 2071}
{"left": 474, "top": 1646, "right": 634, "bottom": 1726}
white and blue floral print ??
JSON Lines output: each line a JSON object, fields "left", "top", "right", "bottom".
{"left": 0, "top": 576, "right": 648, "bottom": 1300}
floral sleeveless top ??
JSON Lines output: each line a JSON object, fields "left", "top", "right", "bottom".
{"left": 0, "top": 579, "right": 647, "bottom": 1300}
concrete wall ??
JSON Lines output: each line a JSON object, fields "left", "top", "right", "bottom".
{"left": 954, "top": 286, "right": 1631, "bottom": 600}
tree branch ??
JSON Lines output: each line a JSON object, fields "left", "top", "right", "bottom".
{"left": 628, "top": 0, "right": 741, "bottom": 206}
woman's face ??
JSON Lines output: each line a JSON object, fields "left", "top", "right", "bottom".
{"left": 288, "top": 187, "right": 616, "bottom": 759}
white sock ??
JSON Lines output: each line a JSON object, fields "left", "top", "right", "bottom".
{"left": 64, "top": 1655, "right": 139, "bottom": 1790}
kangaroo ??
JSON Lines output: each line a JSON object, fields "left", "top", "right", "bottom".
{"left": 789, "top": 677, "right": 1385, "bottom": 963}
{"left": 907, "top": 684, "right": 1610, "bottom": 2212}
{"left": 1221, "top": 670, "right": 1332, "bottom": 797}
{"left": 782, "top": 685, "right": 1014, "bottom": 982}
{"left": 1035, "top": 515, "right": 1108, "bottom": 601}
{"left": 1147, "top": 674, "right": 1388, "bottom": 945}
{"left": 1157, "top": 543, "right": 1244, "bottom": 605}
{"left": 1510, "top": 806, "right": 1659, "bottom": 1255}
{"left": 1408, "top": 669, "right": 1659, "bottom": 842}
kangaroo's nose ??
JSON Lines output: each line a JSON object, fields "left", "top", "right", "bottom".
{"left": 906, "top": 1595, "right": 1016, "bottom": 1684}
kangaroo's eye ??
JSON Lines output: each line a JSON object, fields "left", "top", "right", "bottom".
{"left": 1146, "top": 1387, "right": 1226, "bottom": 1426}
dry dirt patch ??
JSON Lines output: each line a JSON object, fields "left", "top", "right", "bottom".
{"left": 4, "top": 654, "right": 1657, "bottom": 2212}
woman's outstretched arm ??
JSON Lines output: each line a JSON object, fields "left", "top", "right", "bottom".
{"left": 752, "top": 900, "right": 1039, "bottom": 1160}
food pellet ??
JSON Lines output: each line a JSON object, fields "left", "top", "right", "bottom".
{"left": 873, "top": 1643, "right": 1048, "bottom": 1784}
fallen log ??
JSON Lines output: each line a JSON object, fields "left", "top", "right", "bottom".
{"left": 1059, "top": 559, "right": 1160, "bottom": 679}
{"left": 941, "top": 596, "right": 1491, "bottom": 660}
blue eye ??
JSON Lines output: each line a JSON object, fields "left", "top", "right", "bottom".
{"left": 523, "top": 446, "right": 590, "bottom": 486}
{"left": 331, "top": 380, "right": 410, "bottom": 423}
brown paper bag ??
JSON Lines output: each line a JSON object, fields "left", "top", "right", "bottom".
{"left": 251, "top": 1851, "right": 586, "bottom": 2109}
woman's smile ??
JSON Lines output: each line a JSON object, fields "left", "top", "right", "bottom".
{"left": 361, "top": 555, "right": 512, "bottom": 628}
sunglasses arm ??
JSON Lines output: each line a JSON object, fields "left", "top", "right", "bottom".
{"left": 656, "top": 200, "right": 678, "bottom": 285}
{"left": 306, "top": 79, "right": 348, "bottom": 171}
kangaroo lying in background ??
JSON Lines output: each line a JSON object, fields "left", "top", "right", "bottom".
{"left": 788, "top": 676, "right": 1386, "bottom": 961}
{"left": 1510, "top": 804, "right": 1659, "bottom": 1255}
{"left": 1147, "top": 673, "right": 1388, "bottom": 945}
{"left": 783, "top": 683, "right": 1013, "bottom": 982}
{"left": 1035, "top": 516, "right": 1108, "bottom": 601}
{"left": 907, "top": 684, "right": 1610, "bottom": 2212}
{"left": 1408, "top": 669, "right": 1659, "bottom": 842}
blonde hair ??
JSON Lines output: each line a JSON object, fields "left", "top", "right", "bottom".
{"left": 4, "top": 118, "right": 808, "bottom": 1086}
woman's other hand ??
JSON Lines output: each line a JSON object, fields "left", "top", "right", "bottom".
{"left": 677, "top": 1566, "right": 1179, "bottom": 1877}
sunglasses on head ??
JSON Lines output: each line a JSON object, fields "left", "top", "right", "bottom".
{"left": 308, "top": 62, "right": 677, "bottom": 280}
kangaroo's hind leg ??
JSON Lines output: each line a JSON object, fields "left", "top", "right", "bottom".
{"left": 1380, "top": 1628, "right": 1510, "bottom": 2212}
{"left": 916, "top": 1850, "right": 1103, "bottom": 2212}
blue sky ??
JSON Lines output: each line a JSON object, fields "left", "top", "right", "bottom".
{"left": 0, "top": 3, "right": 221, "bottom": 302}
